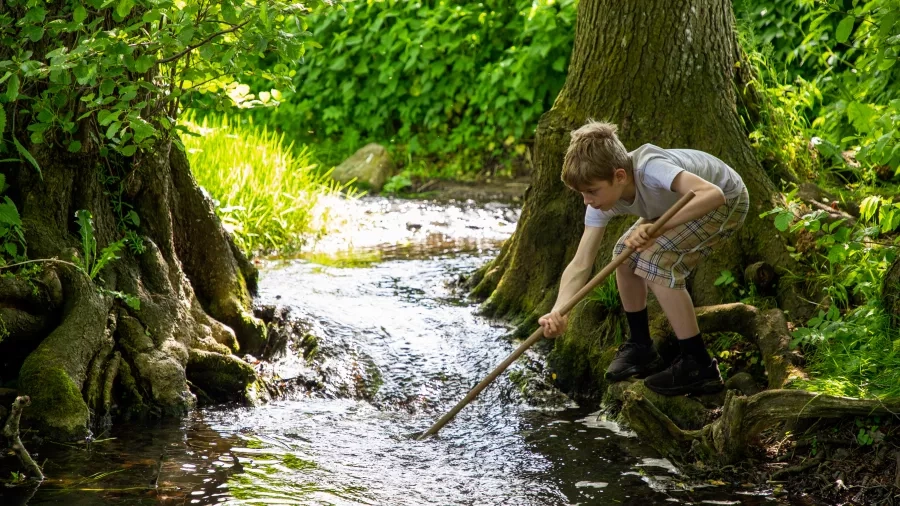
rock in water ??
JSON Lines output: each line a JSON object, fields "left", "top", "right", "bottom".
{"left": 331, "top": 143, "right": 395, "bottom": 192}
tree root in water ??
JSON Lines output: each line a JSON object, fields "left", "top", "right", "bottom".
{"left": 2, "top": 396, "right": 43, "bottom": 481}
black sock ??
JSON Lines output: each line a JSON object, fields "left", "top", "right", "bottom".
{"left": 679, "top": 333, "right": 711, "bottom": 366}
{"left": 625, "top": 308, "right": 651, "bottom": 346}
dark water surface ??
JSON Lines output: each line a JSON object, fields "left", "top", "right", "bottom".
{"left": 1, "top": 197, "right": 780, "bottom": 505}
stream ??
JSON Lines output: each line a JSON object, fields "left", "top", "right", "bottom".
{"left": 0, "top": 196, "right": 780, "bottom": 505}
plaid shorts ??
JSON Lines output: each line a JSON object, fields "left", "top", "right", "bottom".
{"left": 613, "top": 188, "right": 750, "bottom": 290}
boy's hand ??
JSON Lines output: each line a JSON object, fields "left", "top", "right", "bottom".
{"left": 624, "top": 223, "right": 658, "bottom": 252}
{"left": 539, "top": 311, "right": 568, "bottom": 338}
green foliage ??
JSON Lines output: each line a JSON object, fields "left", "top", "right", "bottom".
{"left": 0, "top": 0, "right": 319, "bottom": 161}
{"left": 382, "top": 174, "right": 413, "bottom": 195}
{"left": 0, "top": 174, "right": 27, "bottom": 266}
{"left": 182, "top": 114, "right": 347, "bottom": 255}
{"left": 736, "top": 0, "right": 900, "bottom": 184}
{"left": 586, "top": 275, "right": 621, "bottom": 310}
{"left": 243, "top": 0, "right": 576, "bottom": 178}
{"left": 855, "top": 417, "right": 885, "bottom": 446}
{"left": 99, "top": 170, "right": 145, "bottom": 255}
{"left": 762, "top": 187, "right": 900, "bottom": 397}
{"left": 74, "top": 210, "right": 127, "bottom": 280}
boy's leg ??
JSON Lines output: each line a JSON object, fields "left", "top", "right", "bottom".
{"left": 644, "top": 283, "right": 723, "bottom": 395}
{"left": 604, "top": 262, "right": 661, "bottom": 381}
{"left": 616, "top": 262, "right": 648, "bottom": 313}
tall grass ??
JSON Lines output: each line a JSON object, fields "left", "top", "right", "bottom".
{"left": 182, "top": 114, "right": 345, "bottom": 256}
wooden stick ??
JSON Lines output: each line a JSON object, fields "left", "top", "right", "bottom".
{"left": 420, "top": 191, "right": 696, "bottom": 438}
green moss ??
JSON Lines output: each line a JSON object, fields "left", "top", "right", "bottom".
{"left": 19, "top": 355, "right": 89, "bottom": 439}
{"left": 187, "top": 350, "right": 257, "bottom": 402}
{"left": 299, "top": 333, "right": 318, "bottom": 361}
{"left": 546, "top": 299, "right": 626, "bottom": 400}
{"left": 115, "top": 360, "right": 147, "bottom": 419}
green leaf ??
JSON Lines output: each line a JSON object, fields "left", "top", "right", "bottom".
{"left": 133, "top": 55, "right": 154, "bottom": 74}
{"left": 847, "top": 102, "right": 877, "bottom": 133}
{"left": 126, "top": 210, "right": 139, "bottom": 226}
{"left": 119, "top": 144, "right": 137, "bottom": 156}
{"left": 68, "top": 140, "right": 82, "bottom": 153}
{"left": 116, "top": 0, "right": 135, "bottom": 19}
{"left": 0, "top": 197, "right": 22, "bottom": 227}
{"left": 73, "top": 5, "right": 87, "bottom": 24}
{"left": 99, "top": 79, "right": 116, "bottom": 96}
{"left": 4, "top": 242, "right": 15, "bottom": 258}
{"left": 13, "top": 138, "right": 42, "bottom": 179}
{"left": 774, "top": 212, "right": 793, "bottom": 231}
{"left": 836, "top": 16, "right": 855, "bottom": 44}
{"left": 106, "top": 121, "right": 122, "bottom": 139}
{"left": 0, "top": 107, "right": 5, "bottom": 144}
{"left": 6, "top": 74, "right": 19, "bottom": 102}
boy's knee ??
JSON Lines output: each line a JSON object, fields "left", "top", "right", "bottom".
{"left": 615, "top": 261, "right": 638, "bottom": 278}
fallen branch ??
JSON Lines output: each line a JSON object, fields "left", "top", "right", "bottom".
{"left": 2, "top": 396, "right": 44, "bottom": 481}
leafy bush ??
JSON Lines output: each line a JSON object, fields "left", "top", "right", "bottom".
{"left": 182, "top": 114, "right": 347, "bottom": 256}
{"left": 762, "top": 187, "right": 899, "bottom": 397}
{"left": 736, "top": 0, "right": 900, "bottom": 183}
{"left": 244, "top": 0, "right": 576, "bottom": 179}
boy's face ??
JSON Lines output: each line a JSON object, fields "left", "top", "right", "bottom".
{"left": 580, "top": 168, "right": 627, "bottom": 211}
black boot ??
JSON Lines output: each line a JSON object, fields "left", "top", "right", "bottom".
{"left": 604, "top": 342, "right": 662, "bottom": 381}
{"left": 643, "top": 354, "right": 724, "bottom": 396}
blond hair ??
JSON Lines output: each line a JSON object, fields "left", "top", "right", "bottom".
{"left": 561, "top": 120, "right": 631, "bottom": 190}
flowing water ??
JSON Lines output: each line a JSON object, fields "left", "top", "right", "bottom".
{"left": 1, "top": 196, "right": 780, "bottom": 505}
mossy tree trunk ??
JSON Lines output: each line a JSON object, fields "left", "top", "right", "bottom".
{"left": 1, "top": 139, "right": 269, "bottom": 440}
{"left": 471, "top": 0, "right": 812, "bottom": 329}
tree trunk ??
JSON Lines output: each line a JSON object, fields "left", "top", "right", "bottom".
{"left": 1, "top": 139, "right": 269, "bottom": 439}
{"left": 471, "top": 0, "right": 812, "bottom": 329}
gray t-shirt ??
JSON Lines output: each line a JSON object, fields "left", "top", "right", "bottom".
{"left": 584, "top": 143, "right": 746, "bottom": 228}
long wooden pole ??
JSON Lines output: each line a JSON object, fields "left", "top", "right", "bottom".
{"left": 420, "top": 191, "right": 696, "bottom": 439}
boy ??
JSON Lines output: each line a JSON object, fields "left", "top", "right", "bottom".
{"left": 538, "top": 120, "right": 749, "bottom": 396}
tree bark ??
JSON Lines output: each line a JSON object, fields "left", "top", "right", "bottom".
{"left": 471, "top": 0, "right": 813, "bottom": 329}
{"left": 2, "top": 137, "right": 268, "bottom": 439}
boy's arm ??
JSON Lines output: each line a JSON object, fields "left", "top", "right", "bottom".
{"left": 658, "top": 171, "right": 727, "bottom": 232}
{"left": 552, "top": 225, "right": 606, "bottom": 311}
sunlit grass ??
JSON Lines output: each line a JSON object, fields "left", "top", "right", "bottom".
{"left": 182, "top": 113, "right": 351, "bottom": 256}
{"left": 790, "top": 303, "right": 900, "bottom": 399}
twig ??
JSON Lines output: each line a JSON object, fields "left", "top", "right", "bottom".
{"left": 894, "top": 452, "right": 900, "bottom": 489}
{"left": 3, "top": 396, "right": 44, "bottom": 481}
{"left": 0, "top": 258, "right": 82, "bottom": 271}
{"left": 772, "top": 452, "right": 825, "bottom": 479}
{"left": 157, "top": 20, "right": 251, "bottom": 64}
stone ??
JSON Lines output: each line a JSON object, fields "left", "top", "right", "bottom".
{"left": 331, "top": 143, "right": 395, "bottom": 192}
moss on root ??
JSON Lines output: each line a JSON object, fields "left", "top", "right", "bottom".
{"left": 18, "top": 360, "right": 89, "bottom": 439}
{"left": 546, "top": 299, "right": 626, "bottom": 402}
{"left": 186, "top": 349, "right": 258, "bottom": 403}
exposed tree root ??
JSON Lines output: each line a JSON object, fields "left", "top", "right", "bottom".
{"left": 2, "top": 396, "right": 43, "bottom": 481}
{"left": 3, "top": 138, "right": 270, "bottom": 439}
{"left": 650, "top": 302, "right": 805, "bottom": 389}
{"left": 618, "top": 387, "right": 900, "bottom": 466}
